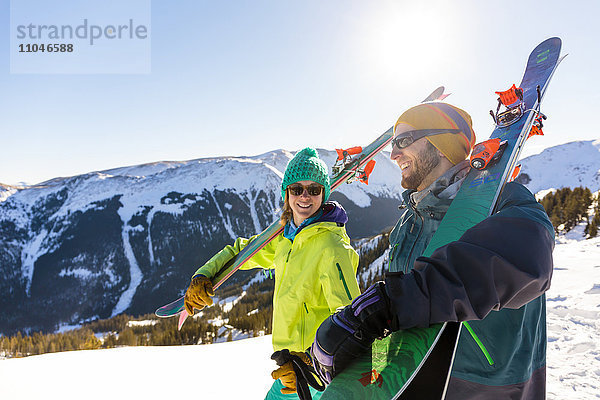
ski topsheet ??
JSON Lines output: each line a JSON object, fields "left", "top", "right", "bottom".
{"left": 155, "top": 87, "right": 450, "bottom": 323}
{"left": 320, "top": 37, "right": 563, "bottom": 400}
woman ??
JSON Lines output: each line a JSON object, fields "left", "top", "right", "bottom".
{"left": 184, "top": 147, "right": 360, "bottom": 399}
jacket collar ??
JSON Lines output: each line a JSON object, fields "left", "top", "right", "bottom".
{"left": 401, "top": 160, "right": 471, "bottom": 211}
{"left": 284, "top": 201, "right": 348, "bottom": 241}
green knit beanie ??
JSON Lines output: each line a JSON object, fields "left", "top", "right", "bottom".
{"left": 281, "top": 147, "right": 331, "bottom": 201}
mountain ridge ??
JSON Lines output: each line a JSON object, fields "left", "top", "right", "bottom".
{"left": 0, "top": 149, "right": 403, "bottom": 334}
{"left": 1, "top": 139, "right": 599, "bottom": 335}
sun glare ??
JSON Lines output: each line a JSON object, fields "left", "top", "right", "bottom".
{"left": 353, "top": 1, "right": 465, "bottom": 87}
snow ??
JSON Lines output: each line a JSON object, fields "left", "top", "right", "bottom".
{"left": 520, "top": 140, "right": 600, "bottom": 194}
{"left": 127, "top": 320, "right": 158, "bottom": 327}
{"left": 20, "top": 229, "right": 48, "bottom": 295}
{"left": 111, "top": 225, "right": 143, "bottom": 317}
{"left": 0, "top": 336, "right": 274, "bottom": 400}
{"left": 58, "top": 267, "right": 98, "bottom": 280}
{"left": 2, "top": 229, "right": 599, "bottom": 398}
{"left": 546, "top": 227, "right": 600, "bottom": 399}
{"left": 0, "top": 185, "right": 17, "bottom": 203}
{"left": 359, "top": 249, "right": 389, "bottom": 284}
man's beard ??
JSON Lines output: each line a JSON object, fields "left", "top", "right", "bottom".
{"left": 401, "top": 141, "right": 441, "bottom": 190}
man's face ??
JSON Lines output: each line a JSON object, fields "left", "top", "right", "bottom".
{"left": 391, "top": 125, "right": 441, "bottom": 191}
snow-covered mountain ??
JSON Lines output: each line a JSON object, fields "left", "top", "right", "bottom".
{"left": 1, "top": 139, "right": 598, "bottom": 336}
{"left": 517, "top": 140, "right": 600, "bottom": 194}
{"left": 0, "top": 149, "right": 404, "bottom": 335}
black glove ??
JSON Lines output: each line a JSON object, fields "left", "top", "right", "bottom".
{"left": 310, "top": 282, "right": 396, "bottom": 384}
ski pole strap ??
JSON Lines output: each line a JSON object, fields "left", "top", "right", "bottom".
{"left": 271, "top": 349, "right": 326, "bottom": 400}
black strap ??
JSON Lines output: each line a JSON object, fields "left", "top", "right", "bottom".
{"left": 271, "top": 350, "right": 325, "bottom": 400}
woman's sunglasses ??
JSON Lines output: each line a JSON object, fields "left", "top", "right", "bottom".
{"left": 391, "top": 129, "right": 461, "bottom": 149}
{"left": 287, "top": 184, "right": 323, "bottom": 197}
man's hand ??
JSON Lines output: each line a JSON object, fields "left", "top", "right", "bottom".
{"left": 310, "top": 282, "right": 396, "bottom": 383}
{"left": 184, "top": 275, "right": 214, "bottom": 316}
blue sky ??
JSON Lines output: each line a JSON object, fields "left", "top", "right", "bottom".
{"left": 1, "top": 0, "right": 598, "bottom": 185}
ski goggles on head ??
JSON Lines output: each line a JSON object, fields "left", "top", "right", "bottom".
{"left": 287, "top": 183, "right": 324, "bottom": 197}
{"left": 391, "top": 128, "right": 462, "bottom": 149}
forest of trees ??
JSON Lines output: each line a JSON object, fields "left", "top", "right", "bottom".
{"left": 2, "top": 186, "right": 598, "bottom": 359}
{"left": 0, "top": 279, "right": 274, "bottom": 359}
{"left": 538, "top": 187, "right": 599, "bottom": 237}
{"left": 356, "top": 232, "right": 390, "bottom": 291}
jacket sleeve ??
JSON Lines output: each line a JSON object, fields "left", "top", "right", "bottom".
{"left": 194, "top": 233, "right": 279, "bottom": 279}
{"left": 384, "top": 182, "right": 555, "bottom": 330}
{"left": 318, "top": 235, "right": 361, "bottom": 313}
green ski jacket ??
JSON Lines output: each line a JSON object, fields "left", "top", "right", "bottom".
{"left": 386, "top": 162, "right": 554, "bottom": 400}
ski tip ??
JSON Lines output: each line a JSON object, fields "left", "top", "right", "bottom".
{"left": 422, "top": 86, "right": 444, "bottom": 103}
{"left": 178, "top": 310, "right": 189, "bottom": 331}
{"left": 422, "top": 86, "right": 451, "bottom": 103}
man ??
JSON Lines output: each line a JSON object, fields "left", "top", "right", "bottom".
{"left": 310, "top": 103, "right": 554, "bottom": 399}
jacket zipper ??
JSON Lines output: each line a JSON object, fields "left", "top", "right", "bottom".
{"left": 463, "top": 321, "right": 495, "bottom": 366}
{"left": 301, "top": 302, "right": 308, "bottom": 350}
{"left": 404, "top": 204, "right": 424, "bottom": 273}
{"left": 389, "top": 243, "right": 399, "bottom": 261}
{"left": 336, "top": 263, "right": 353, "bottom": 301}
{"left": 275, "top": 248, "right": 293, "bottom": 297}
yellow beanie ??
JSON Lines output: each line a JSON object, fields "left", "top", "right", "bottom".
{"left": 394, "top": 103, "right": 476, "bottom": 165}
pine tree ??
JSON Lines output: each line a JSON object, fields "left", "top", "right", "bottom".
{"left": 588, "top": 217, "right": 599, "bottom": 238}
{"left": 117, "top": 328, "right": 136, "bottom": 347}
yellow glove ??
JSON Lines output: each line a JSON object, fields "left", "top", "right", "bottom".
{"left": 184, "top": 275, "right": 214, "bottom": 316}
{"left": 271, "top": 351, "right": 313, "bottom": 394}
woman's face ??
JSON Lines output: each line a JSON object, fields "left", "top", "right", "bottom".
{"left": 287, "top": 180, "right": 324, "bottom": 226}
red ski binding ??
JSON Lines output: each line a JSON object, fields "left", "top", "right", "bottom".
{"left": 509, "top": 164, "right": 522, "bottom": 182}
{"left": 470, "top": 138, "right": 508, "bottom": 170}
{"left": 335, "top": 146, "right": 362, "bottom": 161}
{"left": 358, "top": 160, "right": 376, "bottom": 185}
{"left": 490, "top": 84, "right": 526, "bottom": 127}
{"left": 527, "top": 115, "right": 546, "bottom": 140}
{"left": 332, "top": 146, "right": 376, "bottom": 185}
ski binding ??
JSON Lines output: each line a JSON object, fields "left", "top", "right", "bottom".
{"left": 332, "top": 147, "right": 376, "bottom": 185}
{"left": 470, "top": 138, "right": 508, "bottom": 170}
{"left": 490, "top": 84, "right": 525, "bottom": 127}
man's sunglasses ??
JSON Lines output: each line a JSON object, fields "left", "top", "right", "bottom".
{"left": 287, "top": 184, "right": 324, "bottom": 197}
{"left": 391, "top": 129, "right": 461, "bottom": 149}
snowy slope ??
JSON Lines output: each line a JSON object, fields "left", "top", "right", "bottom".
{"left": 0, "top": 184, "right": 17, "bottom": 203}
{"left": 546, "top": 228, "right": 600, "bottom": 399}
{"left": 0, "top": 335, "right": 274, "bottom": 400}
{"left": 1, "top": 232, "right": 599, "bottom": 399}
{"left": 518, "top": 140, "right": 600, "bottom": 194}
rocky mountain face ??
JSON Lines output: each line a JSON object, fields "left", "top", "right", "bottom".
{"left": 0, "top": 150, "right": 404, "bottom": 334}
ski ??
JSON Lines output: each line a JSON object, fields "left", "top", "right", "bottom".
{"left": 155, "top": 87, "right": 450, "bottom": 327}
{"left": 319, "top": 37, "right": 564, "bottom": 400}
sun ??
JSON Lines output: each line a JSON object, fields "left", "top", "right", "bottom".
{"left": 350, "top": 1, "right": 466, "bottom": 86}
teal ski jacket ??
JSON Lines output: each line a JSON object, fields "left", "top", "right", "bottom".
{"left": 386, "top": 161, "right": 554, "bottom": 399}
